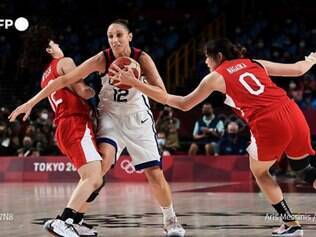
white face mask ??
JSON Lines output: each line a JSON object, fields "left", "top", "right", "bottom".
{"left": 40, "top": 112, "right": 48, "bottom": 120}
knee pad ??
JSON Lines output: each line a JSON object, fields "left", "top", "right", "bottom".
{"left": 86, "top": 176, "right": 106, "bottom": 203}
{"left": 288, "top": 156, "right": 310, "bottom": 171}
{"left": 288, "top": 156, "right": 316, "bottom": 184}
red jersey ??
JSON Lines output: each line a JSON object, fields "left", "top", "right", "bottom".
{"left": 40, "top": 58, "right": 90, "bottom": 124}
{"left": 215, "top": 59, "right": 290, "bottom": 125}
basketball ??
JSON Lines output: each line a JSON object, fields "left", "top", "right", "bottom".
{"left": 108, "top": 57, "right": 141, "bottom": 90}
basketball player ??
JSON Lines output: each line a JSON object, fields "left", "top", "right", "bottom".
{"left": 110, "top": 38, "right": 316, "bottom": 237}
{"left": 16, "top": 26, "right": 105, "bottom": 237}
{"left": 9, "top": 20, "right": 185, "bottom": 236}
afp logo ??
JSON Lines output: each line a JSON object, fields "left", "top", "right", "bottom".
{"left": 0, "top": 17, "right": 29, "bottom": 31}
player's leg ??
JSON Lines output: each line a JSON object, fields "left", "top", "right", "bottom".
{"left": 45, "top": 161, "right": 103, "bottom": 237}
{"left": 67, "top": 161, "right": 103, "bottom": 211}
{"left": 249, "top": 157, "right": 303, "bottom": 237}
{"left": 75, "top": 113, "right": 122, "bottom": 217}
{"left": 143, "top": 166, "right": 185, "bottom": 236}
{"left": 45, "top": 120, "right": 103, "bottom": 237}
{"left": 143, "top": 166, "right": 172, "bottom": 210}
{"left": 75, "top": 113, "right": 121, "bottom": 215}
{"left": 63, "top": 120, "right": 104, "bottom": 220}
{"left": 125, "top": 111, "right": 185, "bottom": 236}
{"left": 248, "top": 125, "right": 303, "bottom": 236}
{"left": 247, "top": 100, "right": 307, "bottom": 236}
{"left": 71, "top": 141, "right": 118, "bottom": 237}
{"left": 249, "top": 158, "right": 282, "bottom": 204}
{"left": 76, "top": 142, "right": 116, "bottom": 214}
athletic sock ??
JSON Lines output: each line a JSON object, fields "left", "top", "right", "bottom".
{"left": 272, "top": 199, "right": 297, "bottom": 223}
{"left": 60, "top": 208, "right": 77, "bottom": 223}
{"left": 161, "top": 204, "right": 176, "bottom": 224}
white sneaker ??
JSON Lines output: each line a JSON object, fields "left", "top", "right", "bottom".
{"left": 43, "top": 219, "right": 53, "bottom": 229}
{"left": 44, "top": 218, "right": 79, "bottom": 237}
{"left": 73, "top": 221, "right": 97, "bottom": 237}
{"left": 163, "top": 216, "right": 185, "bottom": 237}
{"left": 272, "top": 224, "right": 303, "bottom": 236}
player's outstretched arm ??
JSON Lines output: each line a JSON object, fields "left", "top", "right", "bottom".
{"left": 8, "top": 52, "right": 104, "bottom": 122}
{"left": 71, "top": 82, "right": 96, "bottom": 100}
{"left": 164, "top": 72, "right": 225, "bottom": 111}
{"left": 59, "top": 57, "right": 95, "bottom": 99}
{"left": 256, "top": 52, "right": 316, "bottom": 77}
{"left": 110, "top": 64, "right": 225, "bottom": 111}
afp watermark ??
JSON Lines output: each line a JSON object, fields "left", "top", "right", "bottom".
{"left": 0, "top": 17, "right": 29, "bottom": 31}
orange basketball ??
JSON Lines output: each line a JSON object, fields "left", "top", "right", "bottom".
{"left": 108, "top": 57, "right": 141, "bottom": 90}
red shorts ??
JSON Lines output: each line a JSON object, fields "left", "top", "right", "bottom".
{"left": 55, "top": 116, "right": 102, "bottom": 169}
{"left": 248, "top": 100, "right": 315, "bottom": 161}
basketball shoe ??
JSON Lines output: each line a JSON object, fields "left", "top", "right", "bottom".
{"left": 163, "top": 216, "right": 185, "bottom": 236}
{"left": 73, "top": 220, "right": 98, "bottom": 237}
{"left": 44, "top": 217, "right": 79, "bottom": 237}
{"left": 272, "top": 224, "right": 303, "bottom": 236}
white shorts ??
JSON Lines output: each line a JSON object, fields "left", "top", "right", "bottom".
{"left": 96, "top": 110, "right": 162, "bottom": 170}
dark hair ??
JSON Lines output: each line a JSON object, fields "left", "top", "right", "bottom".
{"left": 204, "top": 38, "right": 247, "bottom": 61}
{"left": 109, "top": 19, "right": 132, "bottom": 32}
{"left": 20, "top": 25, "right": 55, "bottom": 71}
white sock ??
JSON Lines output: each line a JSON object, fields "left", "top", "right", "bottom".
{"left": 161, "top": 204, "right": 176, "bottom": 224}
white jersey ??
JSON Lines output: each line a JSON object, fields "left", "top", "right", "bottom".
{"left": 97, "top": 74, "right": 151, "bottom": 115}
{"left": 96, "top": 48, "right": 161, "bottom": 170}
{"left": 97, "top": 47, "right": 150, "bottom": 115}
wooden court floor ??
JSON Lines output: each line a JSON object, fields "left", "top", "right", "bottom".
{"left": 0, "top": 182, "right": 315, "bottom": 236}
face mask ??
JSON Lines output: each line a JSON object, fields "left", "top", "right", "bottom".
{"left": 157, "top": 138, "right": 166, "bottom": 146}
{"left": 40, "top": 112, "right": 48, "bottom": 120}
{"left": 24, "top": 143, "right": 32, "bottom": 149}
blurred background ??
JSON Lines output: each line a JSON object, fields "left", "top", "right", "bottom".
{"left": 0, "top": 0, "right": 315, "bottom": 176}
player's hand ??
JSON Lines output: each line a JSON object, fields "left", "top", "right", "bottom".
{"left": 109, "top": 64, "right": 137, "bottom": 87}
{"left": 8, "top": 101, "right": 34, "bottom": 122}
{"left": 305, "top": 52, "right": 316, "bottom": 64}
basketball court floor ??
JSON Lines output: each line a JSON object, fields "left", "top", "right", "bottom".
{"left": 0, "top": 181, "right": 315, "bottom": 236}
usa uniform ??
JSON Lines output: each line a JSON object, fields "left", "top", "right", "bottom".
{"left": 41, "top": 58, "right": 102, "bottom": 169}
{"left": 215, "top": 59, "right": 315, "bottom": 161}
{"left": 97, "top": 48, "right": 161, "bottom": 170}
